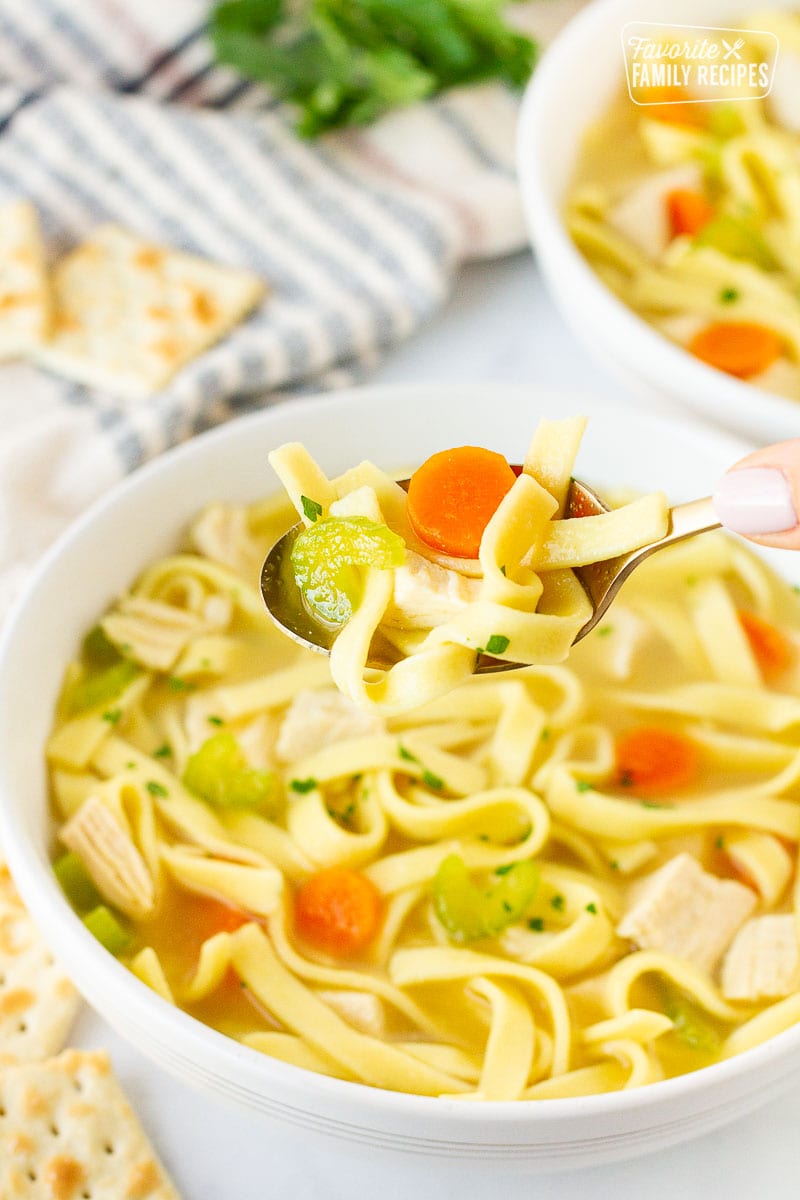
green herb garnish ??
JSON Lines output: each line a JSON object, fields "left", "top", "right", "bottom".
{"left": 210, "top": 0, "right": 537, "bottom": 139}
{"left": 485, "top": 633, "right": 510, "bottom": 656}
{"left": 719, "top": 286, "right": 739, "bottom": 304}
{"left": 301, "top": 495, "right": 323, "bottom": 522}
{"left": 153, "top": 744, "right": 172, "bottom": 758}
{"left": 575, "top": 780, "right": 594, "bottom": 793}
{"left": 422, "top": 769, "right": 444, "bottom": 791}
{"left": 290, "top": 778, "right": 318, "bottom": 794}
{"left": 146, "top": 781, "right": 169, "bottom": 798}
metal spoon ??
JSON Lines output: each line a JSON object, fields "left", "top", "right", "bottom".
{"left": 260, "top": 476, "right": 720, "bottom": 672}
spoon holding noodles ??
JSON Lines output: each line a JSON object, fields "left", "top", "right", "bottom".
{"left": 259, "top": 417, "right": 785, "bottom": 715}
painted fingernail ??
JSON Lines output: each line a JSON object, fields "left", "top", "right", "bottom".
{"left": 713, "top": 467, "right": 797, "bottom": 535}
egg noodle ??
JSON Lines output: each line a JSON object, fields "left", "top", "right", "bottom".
{"left": 46, "top": 421, "right": 800, "bottom": 1101}
{"left": 269, "top": 417, "right": 668, "bottom": 714}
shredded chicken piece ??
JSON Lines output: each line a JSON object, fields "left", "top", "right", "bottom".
{"left": 60, "top": 795, "right": 155, "bottom": 920}
{"left": 617, "top": 853, "right": 756, "bottom": 974}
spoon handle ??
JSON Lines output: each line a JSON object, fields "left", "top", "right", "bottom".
{"left": 574, "top": 496, "right": 720, "bottom": 641}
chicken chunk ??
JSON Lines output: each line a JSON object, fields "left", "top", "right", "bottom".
{"left": 616, "top": 853, "right": 756, "bottom": 974}
{"left": 60, "top": 795, "right": 155, "bottom": 920}
{"left": 383, "top": 550, "right": 481, "bottom": 630}
{"left": 721, "top": 914, "right": 800, "bottom": 1002}
{"left": 276, "top": 689, "right": 385, "bottom": 763}
{"left": 317, "top": 989, "right": 387, "bottom": 1038}
{"left": 607, "top": 164, "right": 702, "bottom": 258}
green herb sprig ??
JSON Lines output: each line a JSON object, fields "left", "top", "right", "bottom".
{"left": 210, "top": 0, "right": 537, "bottom": 138}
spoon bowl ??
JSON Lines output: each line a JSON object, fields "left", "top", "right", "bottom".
{"left": 260, "top": 474, "right": 721, "bottom": 670}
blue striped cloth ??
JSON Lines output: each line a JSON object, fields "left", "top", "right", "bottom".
{"left": 0, "top": 0, "right": 583, "bottom": 617}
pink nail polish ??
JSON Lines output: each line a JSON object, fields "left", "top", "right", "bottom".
{"left": 713, "top": 467, "right": 797, "bottom": 535}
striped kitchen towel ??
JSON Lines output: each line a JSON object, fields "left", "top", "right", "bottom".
{"left": 0, "top": 0, "right": 585, "bottom": 619}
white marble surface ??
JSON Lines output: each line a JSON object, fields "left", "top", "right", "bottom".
{"left": 71, "top": 251, "right": 800, "bottom": 1199}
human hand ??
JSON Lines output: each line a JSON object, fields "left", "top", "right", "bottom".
{"left": 713, "top": 439, "right": 800, "bottom": 550}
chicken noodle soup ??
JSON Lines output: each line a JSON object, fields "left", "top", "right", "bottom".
{"left": 567, "top": 11, "right": 800, "bottom": 400}
{"left": 268, "top": 417, "right": 668, "bottom": 714}
{"left": 46, "top": 422, "right": 800, "bottom": 1100}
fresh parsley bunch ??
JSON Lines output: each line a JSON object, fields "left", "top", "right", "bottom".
{"left": 210, "top": 0, "right": 537, "bottom": 137}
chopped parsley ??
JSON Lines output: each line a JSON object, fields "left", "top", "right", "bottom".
{"left": 167, "top": 676, "right": 192, "bottom": 692}
{"left": 528, "top": 917, "right": 545, "bottom": 932}
{"left": 485, "top": 634, "right": 510, "bottom": 656}
{"left": 550, "top": 893, "right": 565, "bottom": 912}
{"left": 422, "top": 769, "right": 444, "bottom": 791}
{"left": 715, "top": 835, "right": 725, "bottom": 849}
{"left": 502, "top": 900, "right": 513, "bottom": 912}
{"left": 641, "top": 799, "right": 673, "bottom": 809}
{"left": 145, "top": 781, "right": 168, "bottom": 798}
{"left": 585, "top": 902, "right": 598, "bottom": 914}
{"left": 499, "top": 564, "right": 507, "bottom": 576}
{"left": 596, "top": 625, "right": 613, "bottom": 638}
{"left": 610, "top": 860, "right": 620, "bottom": 872}
{"left": 398, "top": 744, "right": 419, "bottom": 763}
{"left": 494, "top": 864, "right": 514, "bottom": 876}
{"left": 540, "top": 727, "right": 551, "bottom": 742}
{"left": 102, "top": 708, "right": 122, "bottom": 725}
{"left": 153, "top": 744, "right": 172, "bottom": 759}
{"left": 575, "top": 780, "right": 594, "bottom": 793}
{"left": 301, "top": 495, "right": 323, "bottom": 522}
{"left": 719, "top": 286, "right": 739, "bottom": 304}
{"left": 207, "top": 715, "right": 224, "bottom": 726}
{"left": 290, "top": 778, "right": 317, "bottom": 794}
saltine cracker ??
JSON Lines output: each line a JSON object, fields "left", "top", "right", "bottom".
{"left": 0, "top": 1048, "right": 181, "bottom": 1198}
{"left": 36, "top": 224, "right": 265, "bottom": 396}
{"left": 0, "top": 895, "right": 81, "bottom": 1068}
{"left": 0, "top": 199, "right": 49, "bottom": 359}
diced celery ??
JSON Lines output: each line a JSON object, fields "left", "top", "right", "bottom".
{"left": 82, "top": 624, "right": 123, "bottom": 670}
{"left": 53, "top": 851, "right": 102, "bottom": 912}
{"left": 65, "top": 659, "right": 140, "bottom": 716}
{"left": 695, "top": 214, "right": 777, "bottom": 271}
{"left": 433, "top": 855, "right": 539, "bottom": 944}
{"left": 183, "top": 731, "right": 278, "bottom": 812}
{"left": 659, "top": 982, "right": 722, "bottom": 1053}
{"left": 82, "top": 905, "right": 132, "bottom": 956}
{"left": 291, "top": 516, "right": 405, "bottom": 625}
{"left": 707, "top": 105, "right": 744, "bottom": 140}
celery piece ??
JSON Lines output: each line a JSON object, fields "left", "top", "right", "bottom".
{"left": 65, "top": 659, "right": 140, "bottom": 716}
{"left": 707, "top": 105, "right": 744, "bottom": 140}
{"left": 53, "top": 851, "right": 102, "bottom": 913}
{"left": 82, "top": 905, "right": 132, "bottom": 956}
{"left": 695, "top": 214, "right": 777, "bottom": 271}
{"left": 433, "top": 854, "right": 539, "bottom": 944}
{"left": 183, "top": 731, "right": 278, "bottom": 812}
{"left": 82, "top": 624, "right": 123, "bottom": 670}
{"left": 659, "top": 982, "right": 722, "bottom": 1053}
{"left": 291, "top": 516, "right": 405, "bottom": 626}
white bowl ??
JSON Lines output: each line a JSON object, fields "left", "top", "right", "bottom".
{"left": 517, "top": 0, "right": 800, "bottom": 444}
{"left": 1, "top": 381, "right": 798, "bottom": 1174}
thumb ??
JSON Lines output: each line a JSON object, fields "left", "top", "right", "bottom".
{"left": 713, "top": 439, "right": 800, "bottom": 550}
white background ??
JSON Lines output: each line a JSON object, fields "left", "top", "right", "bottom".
{"left": 73, "top": 252, "right": 800, "bottom": 1198}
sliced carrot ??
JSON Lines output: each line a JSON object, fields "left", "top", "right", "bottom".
{"left": 666, "top": 188, "right": 715, "bottom": 238}
{"left": 189, "top": 895, "right": 250, "bottom": 939}
{"left": 294, "top": 867, "right": 382, "bottom": 958}
{"left": 738, "top": 610, "right": 794, "bottom": 679}
{"left": 615, "top": 727, "right": 699, "bottom": 796}
{"left": 688, "top": 322, "right": 783, "bottom": 379}
{"left": 407, "top": 445, "right": 517, "bottom": 559}
{"left": 637, "top": 86, "right": 707, "bottom": 128}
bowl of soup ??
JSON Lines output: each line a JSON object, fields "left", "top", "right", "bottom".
{"left": 3, "top": 380, "right": 800, "bottom": 1176}
{"left": 517, "top": 0, "right": 800, "bottom": 442}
